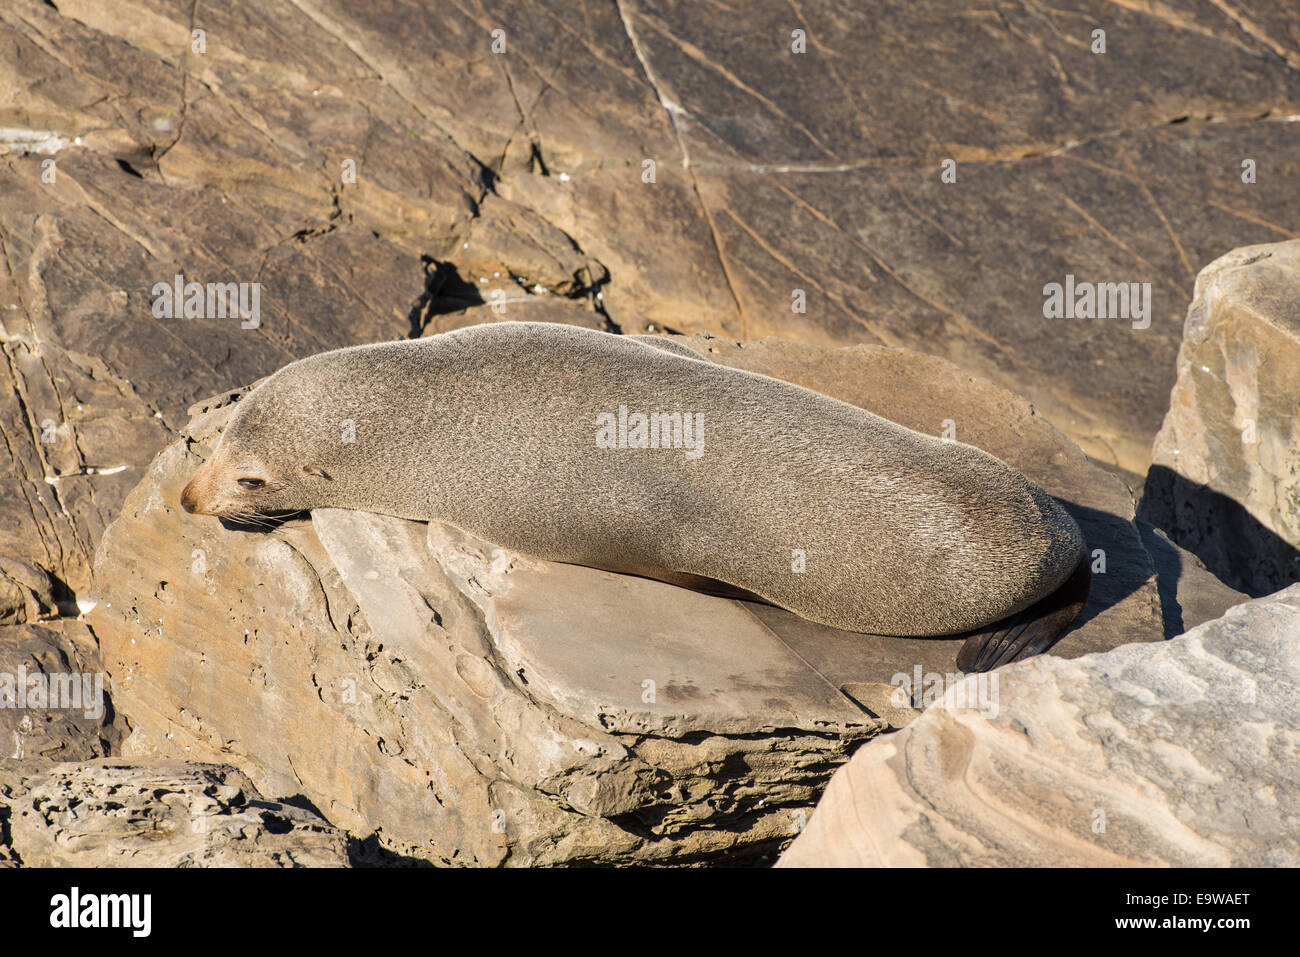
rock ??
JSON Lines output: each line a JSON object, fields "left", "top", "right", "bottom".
{"left": 423, "top": 521, "right": 872, "bottom": 740}
{"left": 0, "top": 621, "right": 127, "bottom": 764}
{"left": 0, "top": 340, "right": 170, "bottom": 597}
{"left": 1137, "top": 521, "right": 1247, "bottom": 640}
{"left": 0, "top": 760, "right": 349, "bottom": 867}
{"left": 778, "top": 584, "right": 1300, "bottom": 867}
{"left": 460, "top": 193, "right": 608, "bottom": 299}
{"left": 1140, "top": 240, "right": 1300, "bottom": 596}
{"left": 0, "top": 557, "right": 58, "bottom": 625}
{"left": 90, "top": 334, "right": 1179, "bottom": 864}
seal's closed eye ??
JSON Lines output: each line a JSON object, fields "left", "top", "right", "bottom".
{"left": 237, "top": 477, "right": 266, "bottom": 490}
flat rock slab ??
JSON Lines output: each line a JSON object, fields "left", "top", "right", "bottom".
{"left": 426, "top": 522, "right": 871, "bottom": 736}
{"left": 779, "top": 584, "right": 1300, "bottom": 867}
{"left": 0, "top": 760, "right": 349, "bottom": 867}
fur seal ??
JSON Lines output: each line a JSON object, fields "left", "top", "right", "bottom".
{"left": 181, "top": 321, "right": 1090, "bottom": 671}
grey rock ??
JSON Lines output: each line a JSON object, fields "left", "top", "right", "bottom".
{"left": 425, "top": 521, "right": 871, "bottom": 738}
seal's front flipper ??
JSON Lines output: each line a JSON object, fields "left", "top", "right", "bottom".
{"left": 955, "top": 557, "right": 1092, "bottom": 673}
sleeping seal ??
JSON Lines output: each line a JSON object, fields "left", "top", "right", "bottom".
{"left": 180, "top": 321, "right": 1090, "bottom": 671}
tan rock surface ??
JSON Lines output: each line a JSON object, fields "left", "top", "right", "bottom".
{"left": 779, "top": 584, "right": 1300, "bottom": 868}
{"left": 0, "top": 340, "right": 170, "bottom": 597}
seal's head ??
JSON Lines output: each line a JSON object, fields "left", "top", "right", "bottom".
{"left": 178, "top": 343, "right": 427, "bottom": 521}
{"left": 179, "top": 395, "right": 339, "bottom": 521}
{"left": 180, "top": 447, "right": 332, "bottom": 520}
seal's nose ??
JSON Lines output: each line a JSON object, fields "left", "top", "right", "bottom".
{"left": 180, "top": 479, "right": 200, "bottom": 514}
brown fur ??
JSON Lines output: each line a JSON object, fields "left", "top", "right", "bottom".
{"left": 182, "top": 322, "right": 1087, "bottom": 639}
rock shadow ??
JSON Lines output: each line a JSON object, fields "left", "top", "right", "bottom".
{"left": 1136, "top": 518, "right": 1188, "bottom": 640}
{"left": 1054, "top": 497, "right": 1152, "bottom": 632}
{"left": 1138, "top": 464, "right": 1299, "bottom": 598}
{"left": 217, "top": 511, "right": 310, "bottom": 533}
{"left": 406, "top": 258, "right": 485, "bottom": 337}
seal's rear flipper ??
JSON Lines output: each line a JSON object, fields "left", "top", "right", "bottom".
{"left": 955, "top": 558, "right": 1092, "bottom": 673}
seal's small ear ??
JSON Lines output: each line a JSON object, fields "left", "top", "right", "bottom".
{"left": 302, "top": 465, "right": 332, "bottom": 481}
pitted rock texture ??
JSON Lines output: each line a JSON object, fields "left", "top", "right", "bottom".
{"left": 84, "top": 333, "right": 1235, "bottom": 865}
{"left": 778, "top": 584, "right": 1300, "bottom": 868}
{"left": 1140, "top": 239, "right": 1300, "bottom": 597}
{"left": 0, "top": 760, "right": 349, "bottom": 867}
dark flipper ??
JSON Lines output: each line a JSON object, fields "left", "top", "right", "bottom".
{"left": 955, "top": 557, "right": 1092, "bottom": 673}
